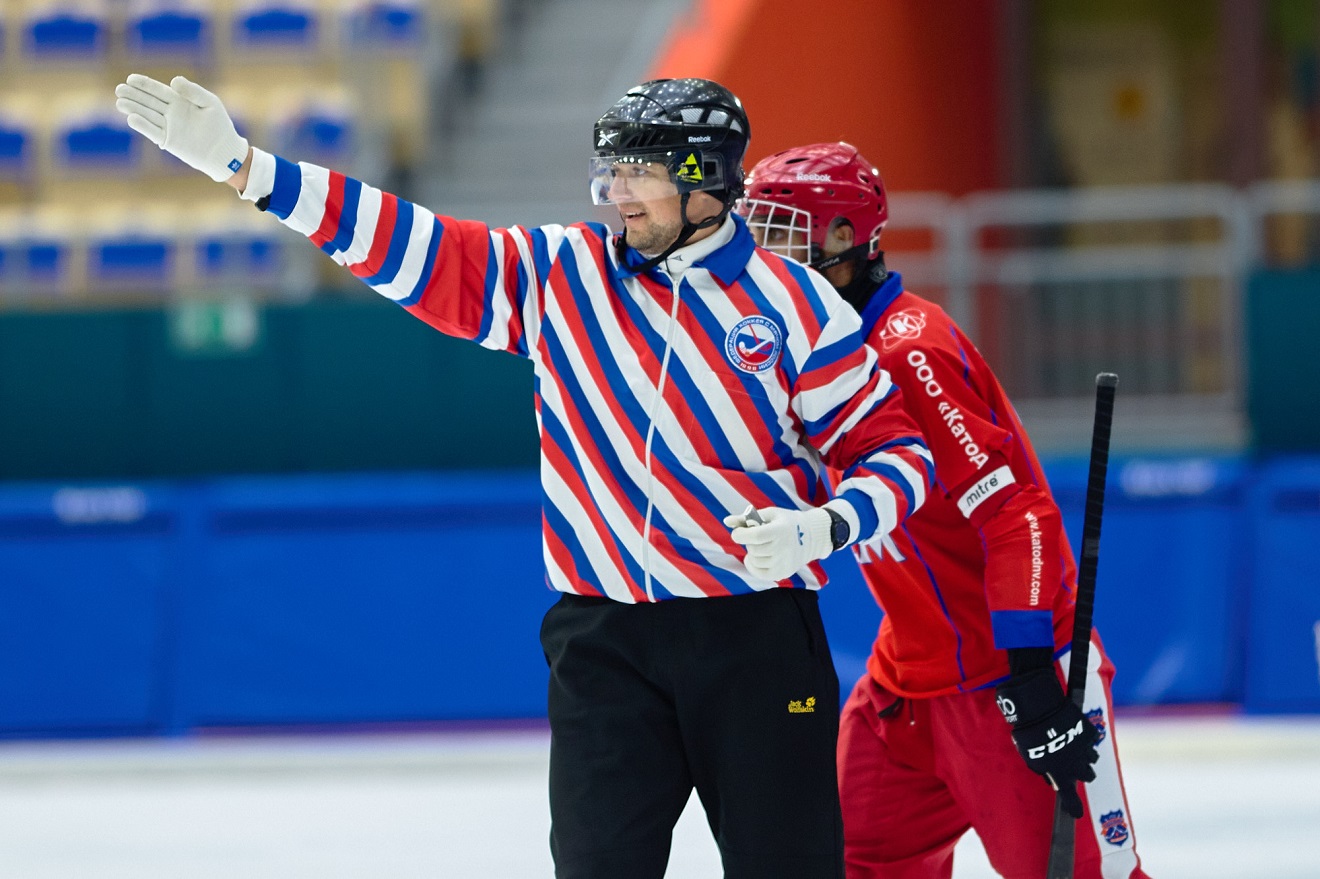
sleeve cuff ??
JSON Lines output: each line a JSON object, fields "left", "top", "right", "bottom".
{"left": 823, "top": 498, "right": 862, "bottom": 548}
{"left": 238, "top": 147, "right": 277, "bottom": 204}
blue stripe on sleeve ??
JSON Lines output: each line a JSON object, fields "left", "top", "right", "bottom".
{"left": 803, "top": 330, "right": 865, "bottom": 377}
{"left": 847, "top": 458, "right": 916, "bottom": 522}
{"left": 397, "top": 215, "right": 443, "bottom": 307}
{"left": 322, "top": 176, "right": 362, "bottom": 256}
{"left": 841, "top": 435, "right": 927, "bottom": 482}
{"left": 990, "top": 610, "right": 1055, "bottom": 649}
{"left": 529, "top": 226, "right": 554, "bottom": 285}
{"left": 474, "top": 233, "right": 500, "bottom": 345}
{"left": 362, "top": 200, "right": 414, "bottom": 287}
{"left": 839, "top": 488, "right": 880, "bottom": 542}
{"left": 267, "top": 155, "right": 303, "bottom": 220}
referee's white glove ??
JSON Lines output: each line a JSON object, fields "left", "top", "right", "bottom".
{"left": 724, "top": 505, "right": 839, "bottom": 581}
{"left": 114, "top": 74, "right": 249, "bottom": 183}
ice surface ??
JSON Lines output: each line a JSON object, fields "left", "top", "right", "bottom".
{"left": 0, "top": 715, "right": 1315, "bottom": 878}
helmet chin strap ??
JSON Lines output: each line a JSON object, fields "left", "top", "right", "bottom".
{"left": 810, "top": 242, "right": 872, "bottom": 273}
{"left": 617, "top": 192, "right": 728, "bottom": 275}
{"left": 835, "top": 252, "right": 888, "bottom": 312}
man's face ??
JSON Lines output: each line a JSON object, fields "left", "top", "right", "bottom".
{"left": 608, "top": 162, "right": 721, "bottom": 255}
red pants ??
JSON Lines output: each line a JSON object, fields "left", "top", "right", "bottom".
{"left": 837, "top": 636, "right": 1150, "bottom": 879}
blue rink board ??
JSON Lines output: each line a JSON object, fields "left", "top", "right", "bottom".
{"left": 1244, "top": 458, "right": 1320, "bottom": 713}
{"left": 0, "top": 455, "right": 1314, "bottom": 736}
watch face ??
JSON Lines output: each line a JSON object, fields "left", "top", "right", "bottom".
{"left": 830, "top": 515, "right": 849, "bottom": 548}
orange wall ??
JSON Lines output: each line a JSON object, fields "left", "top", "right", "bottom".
{"left": 650, "top": 0, "right": 1001, "bottom": 195}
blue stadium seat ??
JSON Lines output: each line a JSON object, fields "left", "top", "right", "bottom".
{"left": 196, "top": 231, "right": 283, "bottom": 283}
{"left": 25, "top": 240, "right": 67, "bottom": 284}
{"left": 276, "top": 104, "right": 355, "bottom": 164}
{"left": 342, "top": 1, "right": 423, "bottom": 49}
{"left": 232, "top": 3, "right": 319, "bottom": 51}
{"left": 127, "top": 7, "right": 211, "bottom": 57}
{"left": 0, "top": 233, "right": 73, "bottom": 293}
{"left": 0, "top": 115, "right": 30, "bottom": 178}
{"left": 25, "top": 7, "right": 107, "bottom": 58}
{"left": 89, "top": 232, "right": 175, "bottom": 290}
{"left": 55, "top": 113, "right": 140, "bottom": 170}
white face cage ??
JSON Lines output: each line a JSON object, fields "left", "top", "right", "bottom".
{"left": 737, "top": 198, "right": 814, "bottom": 265}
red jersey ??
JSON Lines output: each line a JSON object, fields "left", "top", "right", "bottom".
{"left": 846, "top": 273, "right": 1078, "bottom": 697}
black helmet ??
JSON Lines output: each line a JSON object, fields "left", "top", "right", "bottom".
{"left": 591, "top": 78, "right": 750, "bottom": 210}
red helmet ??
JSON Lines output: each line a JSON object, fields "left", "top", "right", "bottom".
{"left": 738, "top": 141, "right": 888, "bottom": 269}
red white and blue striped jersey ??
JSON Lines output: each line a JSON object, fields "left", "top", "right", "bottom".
{"left": 244, "top": 149, "right": 934, "bottom": 602}
{"left": 848, "top": 274, "right": 1079, "bottom": 697}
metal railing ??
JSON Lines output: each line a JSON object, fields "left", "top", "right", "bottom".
{"left": 886, "top": 180, "right": 1320, "bottom": 452}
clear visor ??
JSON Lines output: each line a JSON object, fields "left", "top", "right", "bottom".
{"left": 589, "top": 151, "right": 727, "bottom": 206}
{"left": 737, "top": 198, "right": 814, "bottom": 264}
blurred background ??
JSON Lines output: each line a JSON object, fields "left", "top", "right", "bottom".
{"left": 0, "top": 0, "right": 1318, "bottom": 875}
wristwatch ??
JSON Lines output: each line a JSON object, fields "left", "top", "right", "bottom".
{"left": 824, "top": 507, "right": 850, "bottom": 551}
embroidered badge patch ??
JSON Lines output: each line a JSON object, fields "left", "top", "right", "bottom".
{"left": 726, "top": 315, "right": 783, "bottom": 373}
{"left": 1086, "top": 707, "right": 1107, "bottom": 745}
{"left": 1099, "top": 810, "right": 1130, "bottom": 846}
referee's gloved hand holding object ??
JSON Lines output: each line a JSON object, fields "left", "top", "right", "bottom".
{"left": 724, "top": 502, "right": 849, "bottom": 582}
{"left": 995, "top": 667, "right": 1099, "bottom": 819}
{"left": 114, "top": 74, "right": 249, "bottom": 182}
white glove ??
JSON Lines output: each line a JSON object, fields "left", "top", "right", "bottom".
{"left": 114, "top": 74, "right": 249, "bottom": 183}
{"left": 724, "top": 505, "right": 834, "bottom": 581}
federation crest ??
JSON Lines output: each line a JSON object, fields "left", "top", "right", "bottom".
{"left": 878, "top": 308, "right": 927, "bottom": 350}
{"left": 726, "top": 315, "right": 782, "bottom": 373}
{"left": 1086, "top": 707, "right": 1107, "bottom": 745}
{"left": 1099, "top": 810, "right": 1130, "bottom": 846}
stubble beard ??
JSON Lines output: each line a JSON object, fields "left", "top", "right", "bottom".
{"left": 626, "top": 216, "right": 684, "bottom": 257}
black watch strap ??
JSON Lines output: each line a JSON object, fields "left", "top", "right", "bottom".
{"left": 824, "top": 507, "right": 850, "bottom": 550}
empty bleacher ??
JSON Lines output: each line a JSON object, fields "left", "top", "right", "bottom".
{"left": 0, "top": 0, "right": 481, "bottom": 304}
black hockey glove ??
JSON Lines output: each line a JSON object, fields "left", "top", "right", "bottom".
{"left": 995, "top": 668, "right": 1099, "bottom": 819}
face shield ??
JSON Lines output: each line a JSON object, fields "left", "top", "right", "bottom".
{"left": 589, "top": 150, "right": 729, "bottom": 206}
{"left": 737, "top": 198, "right": 814, "bottom": 264}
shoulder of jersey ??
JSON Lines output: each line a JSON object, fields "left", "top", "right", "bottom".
{"left": 870, "top": 292, "right": 952, "bottom": 357}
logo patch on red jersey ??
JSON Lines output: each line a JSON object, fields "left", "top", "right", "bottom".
{"left": 1086, "top": 707, "right": 1107, "bottom": 745}
{"left": 726, "top": 315, "right": 783, "bottom": 373}
{"left": 1099, "top": 810, "right": 1130, "bottom": 846}
{"left": 878, "top": 308, "right": 927, "bottom": 350}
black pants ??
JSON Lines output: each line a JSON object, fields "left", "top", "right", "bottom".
{"left": 540, "top": 589, "right": 844, "bottom": 879}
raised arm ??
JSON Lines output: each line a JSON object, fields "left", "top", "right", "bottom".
{"left": 114, "top": 73, "right": 549, "bottom": 356}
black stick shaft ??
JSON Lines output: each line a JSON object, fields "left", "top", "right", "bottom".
{"left": 1046, "top": 372, "right": 1117, "bottom": 879}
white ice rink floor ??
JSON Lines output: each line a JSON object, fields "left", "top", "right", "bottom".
{"left": 0, "top": 713, "right": 1317, "bottom": 878}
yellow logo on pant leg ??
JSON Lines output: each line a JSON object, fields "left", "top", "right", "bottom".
{"left": 788, "top": 696, "right": 816, "bottom": 714}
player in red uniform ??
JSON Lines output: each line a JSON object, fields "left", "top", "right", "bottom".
{"left": 739, "top": 143, "right": 1152, "bottom": 879}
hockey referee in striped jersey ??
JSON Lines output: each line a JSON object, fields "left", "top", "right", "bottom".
{"left": 115, "top": 74, "right": 936, "bottom": 879}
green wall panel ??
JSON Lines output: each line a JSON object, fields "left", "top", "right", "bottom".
{"left": 0, "top": 298, "right": 538, "bottom": 480}
{"left": 1246, "top": 268, "right": 1320, "bottom": 453}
